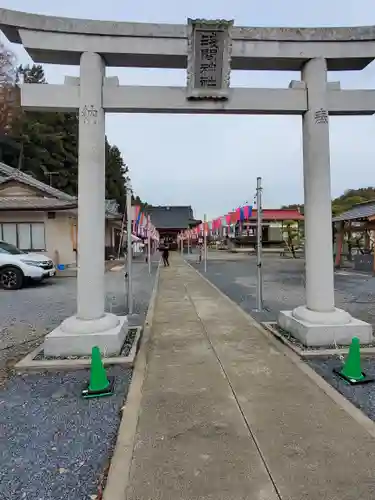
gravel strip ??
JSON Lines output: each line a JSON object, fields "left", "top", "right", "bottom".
{"left": 0, "top": 366, "right": 132, "bottom": 500}
{"left": 33, "top": 328, "right": 140, "bottom": 361}
{"left": 307, "top": 357, "right": 375, "bottom": 421}
{"left": 270, "top": 323, "right": 375, "bottom": 350}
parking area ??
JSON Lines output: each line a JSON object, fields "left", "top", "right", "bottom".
{"left": 188, "top": 252, "right": 375, "bottom": 327}
{"left": 0, "top": 259, "right": 158, "bottom": 384}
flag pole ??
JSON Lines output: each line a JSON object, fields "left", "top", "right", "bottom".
{"left": 256, "top": 177, "right": 263, "bottom": 311}
{"left": 204, "top": 214, "right": 207, "bottom": 272}
{"left": 126, "top": 182, "right": 133, "bottom": 315}
{"left": 147, "top": 218, "right": 151, "bottom": 275}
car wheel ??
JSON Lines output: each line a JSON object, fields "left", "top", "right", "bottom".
{"left": 0, "top": 266, "right": 24, "bottom": 290}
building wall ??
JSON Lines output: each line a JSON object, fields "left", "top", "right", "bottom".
{"left": 45, "top": 212, "right": 77, "bottom": 266}
{"left": 0, "top": 210, "right": 77, "bottom": 266}
{"left": 0, "top": 211, "right": 45, "bottom": 224}
{"left": 0, "top": 183, "right": 42, "bottom": 197}
{"left": 268, "top": 225, "right": 283, "bottom": 241}
{"left": 1, "top": 211, "right": 122, "bottom": 265}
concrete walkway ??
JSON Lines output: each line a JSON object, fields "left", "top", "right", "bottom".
{"left": 125, "top": 258, "right": 375, "bottom": 500}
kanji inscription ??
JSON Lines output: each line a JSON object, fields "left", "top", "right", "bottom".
{"left": 194, "top": 30, "right": 224, "bottom": 89}
{"left": 186, "top": 19, "right": 233, "bottom": 100}
{"left": 314, "top": 108, "right": 328, "bottom": 125}
{"left": 81, "top": 104, "right": 98, "bottom": 125}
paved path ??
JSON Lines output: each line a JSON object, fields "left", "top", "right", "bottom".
{"left": 125, "top": 257, "right": 375, "bottom": 500}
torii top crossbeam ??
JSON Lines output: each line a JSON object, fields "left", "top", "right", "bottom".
{"left": 2, "top": 8, "right": 375, "bottom": 70}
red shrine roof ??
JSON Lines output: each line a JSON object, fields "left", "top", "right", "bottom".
{"left": 249, "top": 209, "right": 304, "bottom": 221}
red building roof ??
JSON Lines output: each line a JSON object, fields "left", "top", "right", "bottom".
{"left": 249, "top": 209, "right": 304, "bottom": 221}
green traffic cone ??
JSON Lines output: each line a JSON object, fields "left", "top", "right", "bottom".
{"left": 82, "top": 346, "right": 114, "bottom": 399}
{"left": 340, "top": 337, "right": 364, "bottom": 382}
{"left": 334, "top": 337, "right": 373, "bottom": 385}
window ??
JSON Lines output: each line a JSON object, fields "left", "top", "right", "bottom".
{"left": 2, "top": 223, "right": 17, "bottom": 246}
{"left": 0, "top": 222, "right": 46, "bottom": 251}
{"left": 18, "top": 223, "right": 31, "bottom": 250}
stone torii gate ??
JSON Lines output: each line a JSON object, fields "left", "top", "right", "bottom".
{"left": 1, "top": 9, "right": 374, "bottom": 355}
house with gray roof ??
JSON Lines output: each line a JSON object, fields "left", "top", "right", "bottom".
{"left": 0, "top": 162, "right": 124, "bottom": 266}
{"left": 147, "top": 205, "right": 200, "bottom": 249}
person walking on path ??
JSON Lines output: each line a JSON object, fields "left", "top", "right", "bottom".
{"left": 160, "top": 243, "right": 170, "bottom": 267}
{"left": 197, "top": 243, "right": 203, "bottom": 264}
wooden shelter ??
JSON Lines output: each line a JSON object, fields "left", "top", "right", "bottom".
{"left": 332, "top": 200, "right": 375, "bottom": 271}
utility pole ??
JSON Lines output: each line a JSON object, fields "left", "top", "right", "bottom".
{"left": 126, "top": 182, "right": 133, "bottom": 315}
{"left": 255, "top": 177, "right": 264, "bottom": 311}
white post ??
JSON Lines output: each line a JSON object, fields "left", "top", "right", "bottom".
{"left": 204, "top": 214, "right": 207, "bottom": 272}
{"left": 301, "top": 57, "right": 335, "bottom": 314}
{"left": 44, "top": 52, "right": 126, "bottom": 357}
{"left": 278, "top": 57, "right": 371, "bottom": 346}
{"left": 293, "top": 57, "right": 349, "bottom": 324}
{"left": 126, "top": 184, "right": 133, "bottom": 315}
{"left": 76, "top": 52, "right": 106, "bottom": 321}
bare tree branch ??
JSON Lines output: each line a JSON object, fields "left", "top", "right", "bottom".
{"left": 0, "top": 41, "right": 16, "bottom": 86}
{"left": 0, "top": 42, "right": 18, "bottom": 135}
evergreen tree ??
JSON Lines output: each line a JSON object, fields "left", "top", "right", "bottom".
{"left": 4, "top": 63, "right": 137, "bottom": 209}
{"left": 17, "top": 64, "right": 46, "bottom": 84}
{"left": 105, "top": 141, "right": 128, "bottom": 211}
{"left": 283, "top": 187, "right": 375, "bottom": 216}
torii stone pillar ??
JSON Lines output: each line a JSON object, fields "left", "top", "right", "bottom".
{"left": 278, "top": 57, "right": 372, "bottom": 346}
{"left": 44, "top": 52, "right": 127, "bottom": 357}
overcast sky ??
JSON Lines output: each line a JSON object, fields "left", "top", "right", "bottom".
{"left": 2, "top": 0, "right": 375, "bottom": 220}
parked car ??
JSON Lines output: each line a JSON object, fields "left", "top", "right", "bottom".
{"left": 0, "top": 240, "right": 56, "bottom": 290}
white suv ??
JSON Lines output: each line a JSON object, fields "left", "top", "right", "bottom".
{"left": 0, "top": 240, "right": 56, "bottom": 290}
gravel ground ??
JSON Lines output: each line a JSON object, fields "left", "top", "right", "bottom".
{"left": 0, "top": 366, "right": 132, "bottom": 500}
{"left": 307, "top": 357, "right": 375, "bottom": 421}
{"left": 187, "top": 252, "right": 375, "bottom": 327}
{"left": 0, "top": 257, "right": 158, "bottom": 499}
{"left": 0, "top": 257, "right": 158, "bottom": 383}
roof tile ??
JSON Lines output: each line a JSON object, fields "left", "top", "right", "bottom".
{"left": 332, "top": 201, "right": 375, "bottom": 222}
{"left": 0, "top": 197, "right": 77, "bottom": 210}
{"left": 148, "top": 206, "right": 194, "bottom": 229}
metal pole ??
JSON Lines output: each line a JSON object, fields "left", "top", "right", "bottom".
{"left": 147, "top": 227, "right": 151, "bottom": 275}
{"left": 117, "top": 209, "right": 126, "bottom": 260}
{"left": 126, "top": 184, "right": 133, "bottom": 315}
{"left": 256, "top": 176, "right": 263, "bottom": 311}
{"left": 204, "top": 214, "right": 207, "bottom": 272}
{"left": 180, "top": 232, "right": 183, "bottom": 256}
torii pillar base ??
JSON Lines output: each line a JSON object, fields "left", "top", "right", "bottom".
{"left": 278, "top": 307, "right": 372, "bottom": 347}
{"left": 43, "top": 313, "right": 128, "bottom": 357}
